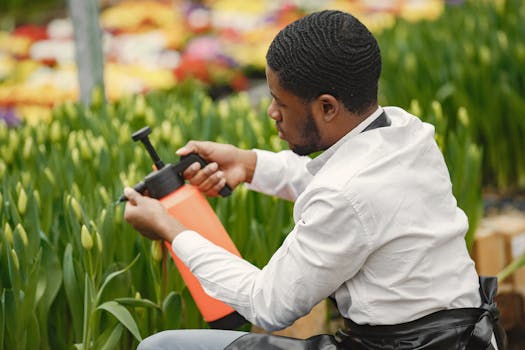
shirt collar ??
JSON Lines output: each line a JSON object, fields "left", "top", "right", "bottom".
{"left": 306, "top": 106, "right": 383, "bottom": 175}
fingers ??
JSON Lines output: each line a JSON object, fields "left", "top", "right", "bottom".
{"left": 124, "top": 187, "right": 141, "bottom": 205}
{"left": 181, "top": 161, "right": 202, "bottom": 180}
{"left": 187, "top": 161, "right": 218, "bottom": 185}
{"left": 207, "top": 175, "right": 227, "bottom": 197}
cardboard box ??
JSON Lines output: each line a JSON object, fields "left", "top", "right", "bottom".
{"left": 252, "top": 300, "right": 328, "bottom": 339}
{"left": 472, "top": 224, "right": 507, "bottom": 277}
{"left": 483, "top": 213, "right": 525, "bottom": 292}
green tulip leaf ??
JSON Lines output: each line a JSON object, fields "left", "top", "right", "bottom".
{"left": 97, "top": 301, "right": 142, "bottom": 342}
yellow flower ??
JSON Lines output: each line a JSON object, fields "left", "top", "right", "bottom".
{"left": 50, "top": 121, "right": 62, "bottom": 143}
{"left": 10, "top": 249, "right": 19, "bottom": 271}
{"left": 23, "top": 138, "right": 33, "bottom": 160}
{"left": 0, "top": 160, "right": 5, "bottom": 179}
{"left": 95, "top": 231, "right": 103, "bottom": 254}
{"left": 458, "top": 107, "right": 470, "bottom": 127}
{"left": 151, "top": 240, "right": 163, "bottom": 262}
{"left": 4, "top": 223, "right": 13, "bottom": 245}
{"left": 70, "top": 196, "right": 83, "bottom": 221}
{"left": 17, "top": 188, "right": 27, "bottom": 216}
{"left": 16, "top": 223, "right": 28, "bottom": 247}
{"left": 81, "top": 225, "right": 93, "bottom": 250}
{"left": 431, "top": 101, "right": 443, "bottom": 123}
{"left": 44, "top": 168, "right": 56, "bottom": 186}
{"left": 33, "top": 190, "right": 41, "bottom": 208}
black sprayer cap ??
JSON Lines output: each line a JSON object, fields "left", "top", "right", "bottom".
{"left": 143, "top": 165, "right": 185, "bottom": 199}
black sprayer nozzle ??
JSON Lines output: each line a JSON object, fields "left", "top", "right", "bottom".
{"left": 132, "top": 126, "right": 165, "bottom": 170}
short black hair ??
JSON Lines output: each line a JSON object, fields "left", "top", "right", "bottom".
{"left": 266, "top": 10, "right": 381, "bottom": 115}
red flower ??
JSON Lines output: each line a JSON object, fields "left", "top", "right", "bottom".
{"left": 174, "top": 56, "right": 210, "bottom": 82}
{"left": 13, "top": 25, "right": 48, "bottom": 42}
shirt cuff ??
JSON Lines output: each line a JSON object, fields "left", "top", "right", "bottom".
{"left": 244, "top": 149, "right": 275, "bottom": 192}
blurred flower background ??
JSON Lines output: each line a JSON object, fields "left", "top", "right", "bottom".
{"left": 0, "top": 0, "right": 445, "bottom": 125}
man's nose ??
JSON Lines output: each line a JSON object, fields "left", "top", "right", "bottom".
{"left": 268, "top": 100, "right": 281, "bottom": 121}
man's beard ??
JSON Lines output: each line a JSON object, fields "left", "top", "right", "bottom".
{"left": 289, "top": 111, "right": 322, "bottom": 156}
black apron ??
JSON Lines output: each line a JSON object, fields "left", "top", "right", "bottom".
{"left": 224, "top": 277, "right": 506, "bottom": 350}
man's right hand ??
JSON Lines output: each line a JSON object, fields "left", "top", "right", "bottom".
{"left": 176, "top": 141, "right": 256, "bottom": 197}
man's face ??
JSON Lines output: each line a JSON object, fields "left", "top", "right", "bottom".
{"left": 266, "top": 66, "right": 322, "bottom": 156}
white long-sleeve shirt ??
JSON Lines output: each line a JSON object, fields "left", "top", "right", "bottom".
{"left": 171, "top": 106, "right": 481, "bottom": 331}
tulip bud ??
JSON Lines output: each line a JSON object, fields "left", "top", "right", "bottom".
{"left": 497, "top": 31, "right": 508, "bottom": 51}
{"left": 404, "top": 52, "right": 417, "bottom": 72}
{"left": 409, "top": 99, "right": 422, "bottom": 117}
{"left": 4, "top": 223, "right": 13, "bottom": 245}
{"left": 270, "top": 135, "right": 283, "bottom": 152}
{"left": 72, "top": 183, "right": 81, "bottom": 200}
{"left": 145, "top": 107, "right": 156, "bottom": 125}
{"left": 64, "top": 101, "right": 78, "bottom": 121}
{"left": 15, "top": 223, "right": 28, "bottom": 247}
{"left": 9, "top": 131, "right": 19, "bottom": 152}
{"left": 17, "top": 188, "right": 27, "bottom": 216}
{"left": 50, "top": 121, "right": 62, "bottom": 143}
{"left": 134, "top": 95, "right": 146, "bottom": 119}
{"left": 431, "top": 101, "right": 443, "bottom": 123}
{"left": 160, "top": 120, "right": 172, "bottom": 142}
{"left": 10, "top": 249, "right": 20, "bottom": 271}
{"left": 115, "top": 205, "right": 122, "bottom": 225}
{"left": 70, "top": 197, "right": 83, "bottom": 221}
{"left": 71, "top": 148, "right": 80, "bottom": 167}
{"left": 44, "top": 168, "right": 56, "bottom": 186}
{"left": 33, "top": 190, "right": 41, "bottom": 208}
{"left": 95, "top": 231, "right": 103, "bottom": 254}
{"left": 479, "top": 45, "right": 490, "bottom": 65}
{"left": 172, "top": 127, "right": 183, "bottom": 147}
{"left": 90, "top": 85, "right": 104, "bottom": 109}
{"left": 151, "top": 240, "right": 163, "bottom": 262}
{"left": 0, "top": 160, "right": 5, "bottom": 179}
{"left": 21, "top": 172, "right": 31, "bottom": 187}
{"left": 0, "top": 121, "right": 7, "bottom": 140}
{"left": 98, "top": 187, "right": 110, "bottom": 204}
{"left": 458, "top": 107, "right": 470, "bottom": 127}
{"left": 2, "top": 145, "right": 13, "bottom": 165}
{"left": 135, "top": 291, "right": 142, "bottom": 299}
{"left": 99, "top": 209, "right": 107, "bottom": 225}
{"left": 23, "top": 138, "right": 33, "bottom": 160}
{"left": 81, "top": 225, "right": 93, "bottom": 250}
{"left": 79, "top": 139, "right": 91, "bottom": 160}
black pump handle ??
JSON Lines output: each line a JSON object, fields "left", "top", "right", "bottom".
{"left": 132, "top": 126, "right": 165, "bottom": 170}
{"left": 177, "top": 154, "right": 232, "bottom": 197}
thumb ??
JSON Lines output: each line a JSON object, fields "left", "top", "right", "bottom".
{"left": 176, "top": 142, "right": 196, "bottom": 156}
{"left": 176, "top": 140, "right": 208, "bottom": 157}
{"left": 124, "top": 187, "right": 141, "bottom": 205}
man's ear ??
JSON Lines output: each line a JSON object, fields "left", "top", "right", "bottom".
{"left": 315, "top": 94, "right": 340, "bottom": 122}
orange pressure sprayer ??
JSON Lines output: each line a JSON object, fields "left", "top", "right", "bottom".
{"left": 119, "top": 126, "right": 247, "bottom": 329}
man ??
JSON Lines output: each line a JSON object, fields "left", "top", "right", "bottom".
{"left": 124, "top": 10, "right": 504, "bottom": 350}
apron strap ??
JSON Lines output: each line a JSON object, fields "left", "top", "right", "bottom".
{"left": 469, "top": 276, "right": 507, "bottom": 350}
{"left": 361, "top": 111, "right": 391, "bottom": 133}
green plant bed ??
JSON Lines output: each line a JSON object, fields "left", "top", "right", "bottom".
{"left": 377, "top": 0, "right": 525, "bottom": 192}
{"left": 0, "top": 81, "right": 481, "bottom": 348}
